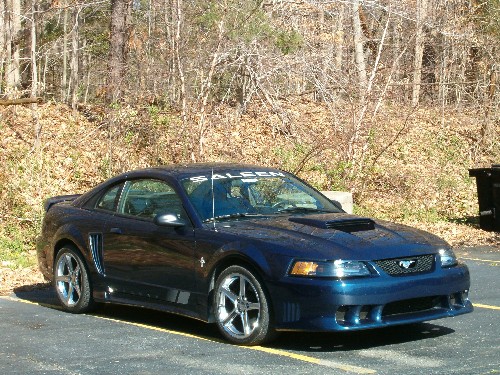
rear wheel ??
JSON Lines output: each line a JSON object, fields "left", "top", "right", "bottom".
{"left": 54, "top": 246, "right": 94, "bottom": 313}
{"left": 214, "top": 265, "right": 275, "bottom": 345}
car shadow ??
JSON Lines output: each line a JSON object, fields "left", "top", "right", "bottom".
{"left": 13, "top": 285, "right": 455, "bottom": 352}
{"left": 13, "top": 283, "right": 55, "bottom": 306}
{"left": 268, "top": 323, "right": 455, "bottom": 352}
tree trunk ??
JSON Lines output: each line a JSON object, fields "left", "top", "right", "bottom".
{"left": 0, "top": 0, "right": 5, "bottom": 92}
{"left": 165, "top": 0, "right": 176, "bottom": 101}
{"left": 62, "top": 3, "right": 68, "bottom": 101}
{"left": 412, "top": 0, "right": 428, "bottom": 106}
{"left": 107, "top": 0, "right": 130, "bottom": 102}
{"left": 352, "top": 0, "right": 367, "bottom": 97}
{"left": 70, "top": 9, "right": 79, "bottom": 109}
{"left": 30, "top": 0, "right": 38, "bottom": 98}
{"left": 334, "top": 4, "right": 345, "bottom": 74}
{"left": 4, "top": 0, "right": 22, "bottom": 93}
{"left": 173, "top": 0, "right": 187, "bottom": 127}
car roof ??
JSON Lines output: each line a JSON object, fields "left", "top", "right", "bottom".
{"left": 72, "top": 163, "right": 285, "bottom": 208}
{"left": 125, "top": 163, "right": 283, "bottom": 179}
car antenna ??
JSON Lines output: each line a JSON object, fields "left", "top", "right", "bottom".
{"left": 211, "top": 167, "right": 217, "bottom": 231}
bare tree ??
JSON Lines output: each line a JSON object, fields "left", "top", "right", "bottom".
{"left": 352, "top": 0, "right": 367, "bottom": 96}
{"left": 69, "top": 7, "right": 79, "bottom": 109}
{"left": 412, "top": 0, "right": 428, "bottom": 106}
{"left": 30, "top": 0, "right": 42, "bottom": 149}
{"left": 334, "top": 3, "right": 345, "bottom": 74}
{"left": 107, "top": 0, "right": 131, "bottom": 102}
{"left": 62, "top": 1, "right": 69, "bottom": 101}
{"left": 0, "top": 0, "right": 5, "bottom": 92}
{"left": 3, "top": 0, "right": 22, "bottom": 93}
{"left": 29, "top": 0, "right": 38, "bottom": 98}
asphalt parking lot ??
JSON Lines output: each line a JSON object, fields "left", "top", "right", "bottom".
{"left": 1, "top": 247, "right": 498, "bottom": 375}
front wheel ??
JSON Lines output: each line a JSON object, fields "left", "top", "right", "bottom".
{"left": 54, "top": 246, "right": 94, "bottom": 313}
{"left": 213, "top": 265, "right": 275, "bottom": 345}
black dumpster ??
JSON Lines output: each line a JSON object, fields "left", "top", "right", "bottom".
{"left": 469, "top": 164, "right": 500, "bottom": 231}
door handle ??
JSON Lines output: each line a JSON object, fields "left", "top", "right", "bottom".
{"left": 110, "top": 227, "right": 122, "bottom": 234}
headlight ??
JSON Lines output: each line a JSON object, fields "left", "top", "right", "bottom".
{"left": 289, "top": 260, "right": 371, "bottom": 278}
{"left": 439, "top": 248, "right": 458, "bottom": 268}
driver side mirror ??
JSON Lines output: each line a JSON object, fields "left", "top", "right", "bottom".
{"left": 154, "top": 213, "right": 187, "bottom": 227}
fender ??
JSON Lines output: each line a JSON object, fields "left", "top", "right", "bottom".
{"left": 51, "top": 223, "right": 92, "bottom": 272}
{"left": 204, "top": 240, "right": 273, "bottom": 281}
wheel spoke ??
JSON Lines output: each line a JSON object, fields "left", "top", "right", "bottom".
{"left": 221, "top": 287, "right": 238, "bottom": 304}
{"left": 247, "top": 302, "right": 260, "bottom": 311}
{"left": 66, "top": 283, "right": 74, "bottom": 304}
{"left": 222, "top": 309, "right": 238, "bottom": 326}
{"left": 239, "top": 276, "right": 246, "bottom": 298}
{"left": 55, "top": 275, "right": 70, "bottom": 283}
{"left": 241, "top": 311, "right": 251, "bottom": 335}
{"left": 64, "top": 254, "right": 74, "bottom": 273}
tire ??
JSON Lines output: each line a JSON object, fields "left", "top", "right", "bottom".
{"left": 213, "top": 265, "right": 275, "bottom": 345}
{"left": 54, "top": 246, "right": 94, "bottom": 313}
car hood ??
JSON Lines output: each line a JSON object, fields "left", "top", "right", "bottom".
{"left": 213, "top": 213, "right": 449, "bottom": 260}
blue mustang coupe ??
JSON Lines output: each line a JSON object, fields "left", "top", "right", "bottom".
{"left": 37, "top": 163, "right": 472, "bottom": 345}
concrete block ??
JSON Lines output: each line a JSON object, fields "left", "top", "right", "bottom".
{"left": 321, "top": 191, "right": 353, "bottom": 214}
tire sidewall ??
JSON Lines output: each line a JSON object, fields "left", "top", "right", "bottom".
{"left": 54, "top": 246, "right": 93, "bottom": 313}
{"left": 213, "top": 265, "right": 274, "bottom": 345}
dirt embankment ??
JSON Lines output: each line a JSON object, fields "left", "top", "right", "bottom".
{"left": 0, "top": 100, "right": 498, "bottom": 294}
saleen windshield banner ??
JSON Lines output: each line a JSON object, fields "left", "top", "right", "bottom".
{"left": 189, "top": 171, "right": 285, "bottom": 183}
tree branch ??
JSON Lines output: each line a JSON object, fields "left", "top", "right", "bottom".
{"left": 0, "top": 97, "right": 43, "bottom": 106}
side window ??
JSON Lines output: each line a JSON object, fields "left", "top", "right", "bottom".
{"left": 95, "top": 184, "right": 122, "bottom": 212}
{"left": 118, "top": 179, "right": 186, "bottom": 220}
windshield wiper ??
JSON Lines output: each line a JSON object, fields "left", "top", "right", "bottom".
{"left": 203, "top": 213, "right": 266, "bottom": 223}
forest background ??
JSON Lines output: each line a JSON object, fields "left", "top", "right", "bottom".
{"left": 0, "top": 0, "right": 499, "bottom": 292}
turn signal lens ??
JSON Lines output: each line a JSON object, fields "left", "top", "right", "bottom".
{"left": 290, "top": 261, "right": 319, "bottom": 276}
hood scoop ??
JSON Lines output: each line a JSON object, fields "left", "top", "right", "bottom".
{"left": 289, "top": 215, "right": 375, "bottom": 233}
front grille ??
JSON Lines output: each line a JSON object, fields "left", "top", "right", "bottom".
{"left": 382, "top": 296, "right": 442, "bottom": 316}
{"left": 374, "top": 254, "right": 434, "bottom": 276}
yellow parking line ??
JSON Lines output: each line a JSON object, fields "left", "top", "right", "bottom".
{"left": 1, "top": 295, "right": 377, "bottom": 374}
{"left": 1, "top": 295, "right": 43, "bottom": 305}
{"left": 249, "top": 346, "right": 376, "bottom": 374}
{"left": 94, "top": 315, "right": 376, "bottom": 374}
{"left": 475, "top": 303, "right": 500, "bottom": 311}
{"left": 460, "top": 257, "right": 500, "bottom": 264}
{"left": 92, "top": 314, "right": 220, "bottom": 341}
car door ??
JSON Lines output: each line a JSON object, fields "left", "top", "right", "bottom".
{"left": 100, "top": 179, "right": 197, "bottom": 307}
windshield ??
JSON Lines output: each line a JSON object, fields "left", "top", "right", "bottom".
{"left": 181, "top": 170, "right": 342, "bottom": 222}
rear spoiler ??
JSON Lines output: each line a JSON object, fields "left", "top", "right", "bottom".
{"left": 43, "top": 194, "right": 82, "bottom": 212}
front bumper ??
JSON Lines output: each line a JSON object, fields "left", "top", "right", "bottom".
{"left": 269, "top": 263, "right": 472, "bottom": 331}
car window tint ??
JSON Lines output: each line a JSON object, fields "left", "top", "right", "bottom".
{"left": 95, "top": 184, "right": 121, "bottom": 212}
{"left": 183, "top": 172, "right": 341, "bottom": 222}
{"left": 119, "top": 179, "right": 186, "bottom": 220}
{"left": 249, "top": 178, "right": 318, "bottom": 208}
